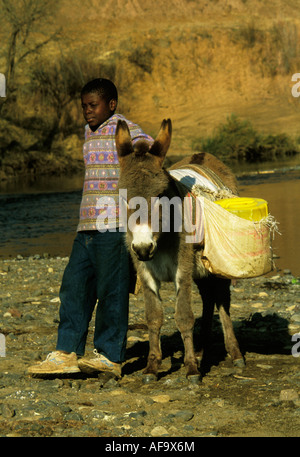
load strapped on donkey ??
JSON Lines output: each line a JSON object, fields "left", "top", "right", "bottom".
{"left": 169, "top": 163, "right": 280, "bottom": 280}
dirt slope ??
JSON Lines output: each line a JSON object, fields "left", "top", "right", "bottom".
{"left": 51, "top": 0, "right": 300, "bottom": 153}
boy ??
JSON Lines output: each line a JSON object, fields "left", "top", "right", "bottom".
{"left": 27, "top": 78, "right": 153, "bottom": 378}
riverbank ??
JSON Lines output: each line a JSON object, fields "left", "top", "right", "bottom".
{"left": 0, "top": 255, "right": 299, "bottom": 437}
{"left": 0, "top": 113, "right": 299, "bottom": 185}
{"left": 2, "top": 162, "right": 300, "bottom": 275}
{"left": 1, "top": 151, "right": 299, "bottom": 185}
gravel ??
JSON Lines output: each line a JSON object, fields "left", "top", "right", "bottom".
{"left": 0, "top": 255, "right": 299, "bottom": 437}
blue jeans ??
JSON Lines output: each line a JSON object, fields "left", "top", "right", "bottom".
{"left": 56, "top": 230, "right": 130, "bottom": 363}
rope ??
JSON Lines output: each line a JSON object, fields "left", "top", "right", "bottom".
{"left": 191, "top": 184, "right": 237, "bottom": 201}
{"left": 174, "top": 164, "right": 236, "bottom": 201}
{"left": 255, "top": 214, "right": 281, "bottom": 239}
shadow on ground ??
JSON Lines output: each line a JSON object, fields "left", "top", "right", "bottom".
{"left": 123, "top": 312, "right": 291, "bottom": 378}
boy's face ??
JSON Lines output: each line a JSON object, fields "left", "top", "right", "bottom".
{"left": 81, "top": 92, "right": 116, "bottom": 131}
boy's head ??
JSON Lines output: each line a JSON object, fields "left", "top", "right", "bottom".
{"left": 81, "top": 78, "right": 118, "bottom": 131}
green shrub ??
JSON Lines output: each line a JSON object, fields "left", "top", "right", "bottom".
{"left": 191, "top": 114, "right": 299, "bottom": 163}
{"left": 231, "top": 21, "right": 265, "bottom": 48}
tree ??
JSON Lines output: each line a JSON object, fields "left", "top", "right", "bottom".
{"left": 0, "top": 0, "right": 61, "bottom": 108}
{"left": 29, "top": 54, "right": 117, "bottom": 147}
{"left": 30, "top": 55, "right": 87, "bottom": 146}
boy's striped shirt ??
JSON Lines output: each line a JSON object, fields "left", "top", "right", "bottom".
{"left": 77, "top": 114, "right": 153, "bottom": 232}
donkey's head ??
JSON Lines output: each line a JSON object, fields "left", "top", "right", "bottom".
{"left": 116, "top": 119, "right": 172, "bottom": 261}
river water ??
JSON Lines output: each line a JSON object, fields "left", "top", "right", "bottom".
{"left": 0, "top": 160, "right": 299, "bottom": 276}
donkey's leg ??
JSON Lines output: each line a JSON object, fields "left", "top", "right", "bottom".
{"left": 175, "top": 272, "right": 200, "bottom": 382}
{"left": 142, "top": 281, "right": 164, "bottom": 382}
{"left": 194, "top": 276, "right": 215, "bottom": 365}
{"left": 214, "top": 277, "right": 245, "bottom": 367}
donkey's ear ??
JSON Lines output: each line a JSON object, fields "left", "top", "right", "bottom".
{"left": 115, "top": 120, "right": 134, "bottom": 159}
{"left": 149, "top": 119, "right": 172, "bottom": 164}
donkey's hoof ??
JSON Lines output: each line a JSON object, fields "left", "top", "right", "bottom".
{"left": 187, "top": 374, "right": 202, "bottom": 384}
{"left": 233, "top": 358, "right": 245, "bottom": 368}
{"left": 142, "top": 373, "right": 158, "bottom": 384}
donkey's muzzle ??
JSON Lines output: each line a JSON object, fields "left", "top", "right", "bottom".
{"left": 131, "top": 241, "right": 156, "bottom": 261}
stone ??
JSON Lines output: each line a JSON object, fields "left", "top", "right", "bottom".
{"left": 256, "top": 364, "right": 273, "bottom": 370}
{"left": 64, "top": 411, "right": 84, "bottom": 421}
{"left": 171, "top": 410, "right": 194, "bottom": 421}
{"left": 128, "top": 410, "right": 147, "bottom": 419}
{"left": 152, "top": 394, "right": 170, "bottom": 403}
{"left": 3, "top": 312, "right": 12, "bottom": 318}
{"left": 279, "top": 389, "right": 299, "bottom": 402}
{"left": 151, "top": 426, "right": 169, "bottom": 437}
{"left": 291, "top": 313, "right": 300, "bottom": 323}
{"left": 90, "top": 410, "right": 106, "bottom": 420}
{"left": 0, "top": 404, "right": 15, "bottom": 418}
{"left": 258, "top": 292, "right": 269, "bottom": 298}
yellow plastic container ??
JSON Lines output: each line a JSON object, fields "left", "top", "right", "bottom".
{"left": 215, "top": 197, "right": 269, "bottom": 221}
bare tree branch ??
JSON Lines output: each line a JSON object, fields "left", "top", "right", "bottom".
{"left": 0, "top": 0, "right": 60, "bottom": 96}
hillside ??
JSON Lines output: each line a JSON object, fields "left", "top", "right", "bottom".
{"left": 52, "top": 0, "right": 300, "bottom": 154}
{"left": 1, "top": 0, "right": 300, "bottom": 177}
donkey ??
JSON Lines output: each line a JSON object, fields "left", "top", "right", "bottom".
{"left": 116, "top": 118, "right": 244, "bottom": 383}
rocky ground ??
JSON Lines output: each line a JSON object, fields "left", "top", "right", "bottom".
{"left": 0, "top": 255, "right": 299, "bottom": 439}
